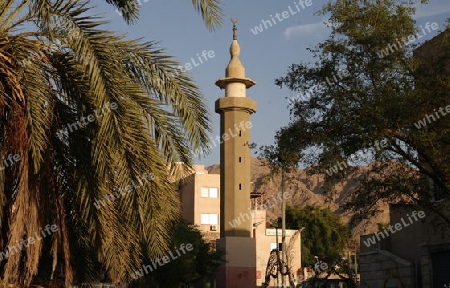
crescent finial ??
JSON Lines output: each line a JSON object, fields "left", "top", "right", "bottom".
{"left": 231, "top": 18, "right": 238, "bottom": 40}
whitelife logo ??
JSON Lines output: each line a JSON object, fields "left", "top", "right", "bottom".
{"left": 363, "top": 210, "right": 425, "bottom": 247}
{"left": 0, "top": 153, "right": 21, "bottom": 171}
{"left": 287, "top": 68, "right": 350, "bottom": 105}
{"left": 152, "top": 50, "right": 215, "bottom": 89}
{"left": 228, "top": 192, "right": 291, "bottom": 228}
{"left": 0, "top": 224, "right": 58, "bottom": 261}
{"left": 414, "top": 104, "right": 450, "bottom": 129}
{"left": 132, "top": 243, "right": 193, "bottom": 279}
{"left": 93, "top": 172, "right": 155, "bottom": 209}
{"left": 176, "top": 50, "right": 215, "bottom": 73}
{"left": 250, "top": 0, "right": 313, "bottom": 35}
{"left": 325, "top": 139, "right": 389, "bottom": 176}
{"left": 208, "top": 121, "right": 252, "bottom": 149}
{"left": 377, "top": 22, "right": 439, "bottom": 58}
{"left": 56, "top": 102, "right": 118, "bottom": 137}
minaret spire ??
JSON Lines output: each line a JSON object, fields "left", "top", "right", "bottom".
{"left": 216, "top": 20, "right": 255, "bottom": 91}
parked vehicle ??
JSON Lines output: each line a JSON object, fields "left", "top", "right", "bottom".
{"left": 298, "top": 278, "right": 356, "bottom": 288}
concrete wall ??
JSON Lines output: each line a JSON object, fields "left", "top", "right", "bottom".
{"left": 388, "top": 204, "right": 427, "bottom": 262}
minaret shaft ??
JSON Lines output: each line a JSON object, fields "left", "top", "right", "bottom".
{"left": 215, "top": 20, "right": 257, "bottom": 288}
{"left": 216, "top": 97, "right": 256, "bottom": 237}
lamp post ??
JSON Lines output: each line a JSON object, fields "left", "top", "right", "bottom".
{"left": 299, "top": 227, "right": 305, "bottom": 280}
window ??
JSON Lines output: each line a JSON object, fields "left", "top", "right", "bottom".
{"left": 374, "top": 242, "right": 380, "bottom": 251}
{"left": 200, "top": 187, "right": 218, "bottom": 198}
{"left": 200, "top": 213, "right": 218, "bottom": 225}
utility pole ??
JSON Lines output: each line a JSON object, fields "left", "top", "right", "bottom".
{"left": 354, "top": 241, "right": 358, "bottom": 283}
{"left": 260, "top": 148, "right": 298, "bottom": 288}
{"left": 271, "top": 220, "right": 280, "bottom": 288}
{"left": 299, "top": 227, "right": 305, "bottom": 284}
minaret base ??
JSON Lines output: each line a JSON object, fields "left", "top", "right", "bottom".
{"left": 216, "top": 236, "right": 256, "bottom": 288}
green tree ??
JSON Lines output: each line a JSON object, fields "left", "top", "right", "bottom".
{"left": 273, "top": 0, "right": 450, "bottom": 225}
{"left": 132, "top": 220, "right": 223, "bottom": 288}
{"left": 284, "top": 205, "right": 351, "bottom": 267}
{"left": 0, "top": 0, "right": 222, "bottom": 286}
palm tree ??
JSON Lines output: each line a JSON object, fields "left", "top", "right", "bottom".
{"left": 0, "top": 0, "right": 222, "bottom": 286}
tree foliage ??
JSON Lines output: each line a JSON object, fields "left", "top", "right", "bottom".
{"left": 0, "top": 0, "right": 222, "bottom": 286}
{"left": 131, "top": 220, "right": 223, "bottom": 288}
{"left": 284, "top": 205, "right": 351, "bottom": 267}
{"left": 274, "top": 0, "right": 450, "bottom": 225}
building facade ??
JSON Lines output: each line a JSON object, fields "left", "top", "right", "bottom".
{"left": 359, "top": 204, "right": 450, "bottom": 288}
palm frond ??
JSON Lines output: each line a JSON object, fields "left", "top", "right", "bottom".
{"left": 191, "top": 0, "right": 223, "bottom": 31}
{"left": 0, "top": 0, "right": 215, "bottom": 285}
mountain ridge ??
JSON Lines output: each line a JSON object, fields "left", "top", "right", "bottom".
{"left": 206, "top": 157, "right": 390, "bottom": 237}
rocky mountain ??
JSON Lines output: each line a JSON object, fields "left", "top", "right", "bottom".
{"left": 207, "top": 157, "right": 390, "bottom": 238}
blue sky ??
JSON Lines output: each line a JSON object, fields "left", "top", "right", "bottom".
{"left": 92, "top": 0, "right": 450, "bottom": 166}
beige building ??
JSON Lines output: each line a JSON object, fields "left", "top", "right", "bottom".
{"left": 178, "top": 165, "right": 303, "bottom": 287}
{"left": 179, "top": 165, "right": 221, "bottom": 246}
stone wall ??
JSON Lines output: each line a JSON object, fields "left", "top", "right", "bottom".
{"left": 359, "top": 250, "right": 415, "bottom": 288}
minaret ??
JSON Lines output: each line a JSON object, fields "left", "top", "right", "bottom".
{"left": 215, "top": 20, "right": 257, "bottom": 288}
